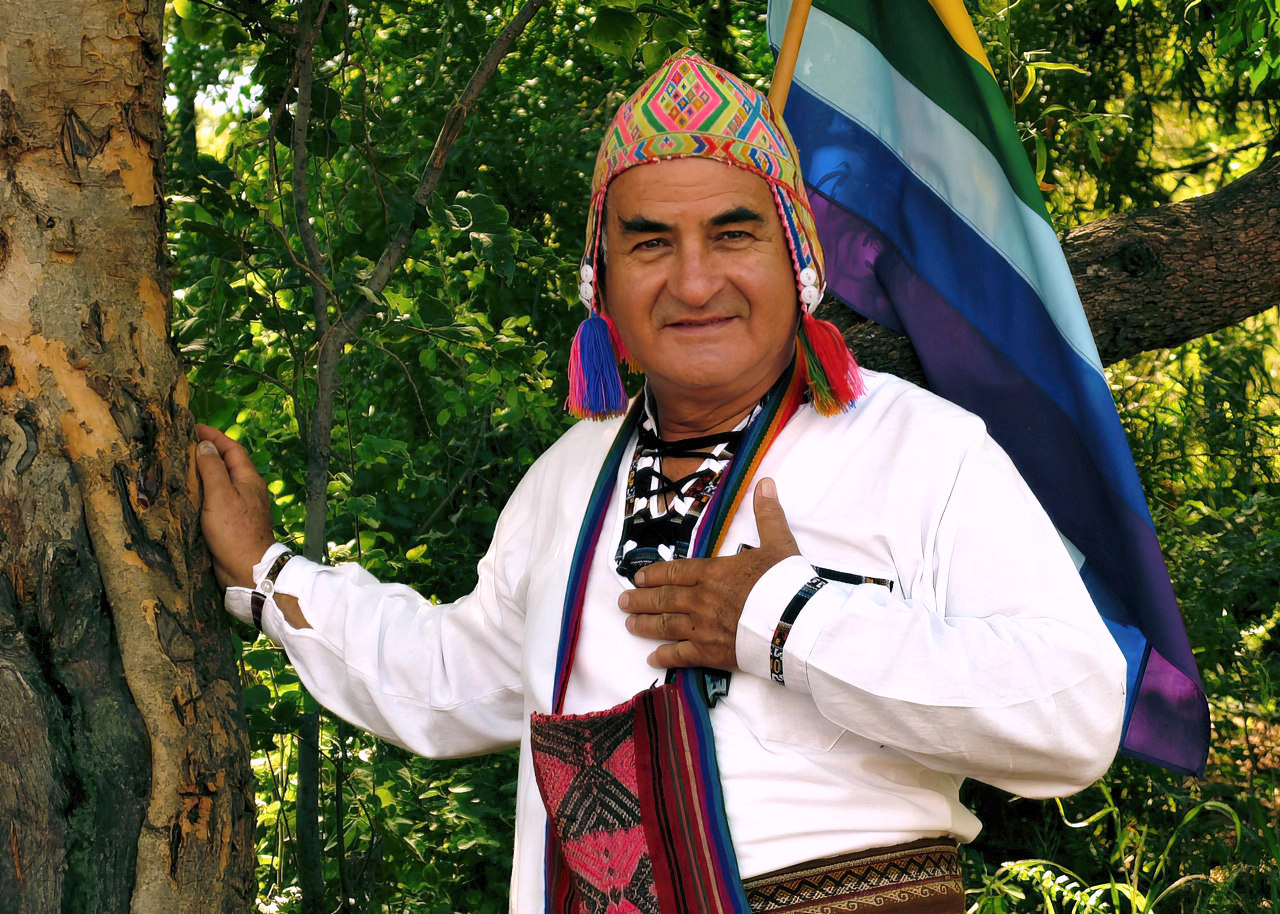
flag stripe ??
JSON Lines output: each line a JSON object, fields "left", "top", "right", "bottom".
{"left": 769, "top": 1, "right": 1104, "bottom": 375}
{"left": 807, "top": 192, "right": 1181, "bottom": 635}
{"left": 795, "top": 96, "right": 1149, "bottom": 520}
{"left": 769, "top": 0, "right": 1209, "bottom": 774}
{"left": 808, "top": 181, "right": 1209, "bottom": 773}
{"left": 924, "top": 0, "right": 996, "bottom": 76}
{"left": 799, "top": 0, "right": 1047, "bottom": 218}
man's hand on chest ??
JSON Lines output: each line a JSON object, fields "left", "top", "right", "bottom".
{"left": 618, "top": 477, "right": 800, "bottom": 671}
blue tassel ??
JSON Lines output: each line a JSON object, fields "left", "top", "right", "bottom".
{"left": 567, "top": 312, "right": 628, "bottom": 419}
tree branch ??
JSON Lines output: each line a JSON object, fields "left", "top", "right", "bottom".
{"left": 292, "top": 0, "right": 334, "bottom": 334}
{"left": 298, "top": 0, "right": 551, "bottom": 576}
{"left": 1064, "top": 152, "right": 1280, "bottom": 365}
{"left": 346, "top": 0, "right": 552, "bottom": 334}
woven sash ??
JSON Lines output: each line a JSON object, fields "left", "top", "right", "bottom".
{"left": 742, "top": 839, "right": 964, "bottom": 913}
{"left": 532, "top": 361, "right": 807, "bottom": 914}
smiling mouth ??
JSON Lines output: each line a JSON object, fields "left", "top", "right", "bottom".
{"left": 666, "top": 315, "right": 736, "bottom": 329}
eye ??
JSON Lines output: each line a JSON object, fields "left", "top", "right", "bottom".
{"left": 633, "top": 237, "right": 667, "bottom": 251}
{"left": 718, "top": 229, "right": 753, "bottom": 242}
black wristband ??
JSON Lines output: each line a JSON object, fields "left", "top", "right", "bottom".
{"left": 250, "top": 551, "right": 293, "bottom": 632}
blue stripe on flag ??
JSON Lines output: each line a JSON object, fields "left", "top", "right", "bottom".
{"left": 786, "top": 82, "right": 1151, "bottom": 523}
{"left": 767, "top": 1, "right": 1104, "bottom": 374}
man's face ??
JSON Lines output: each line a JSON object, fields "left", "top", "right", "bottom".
{"left": 602, "top": 157, "right": 799, "bottom": 417}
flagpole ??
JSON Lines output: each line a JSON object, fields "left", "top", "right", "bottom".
{"left": 768, "top": 0, "right": 813, "bottom": 113}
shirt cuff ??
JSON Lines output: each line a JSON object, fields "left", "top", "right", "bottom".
{"left": 223, "top": 543, "right": 296, "bottom": 642}
{"left": 736, "top": 555, "right": 852, "bottom": 693}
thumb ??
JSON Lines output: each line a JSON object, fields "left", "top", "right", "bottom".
{"left": 752, "top": 478, "right": 799, "bottom": 555}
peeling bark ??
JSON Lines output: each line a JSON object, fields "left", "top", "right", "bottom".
{"left": 0, "top": 2, "right": 254, "bottom": 912}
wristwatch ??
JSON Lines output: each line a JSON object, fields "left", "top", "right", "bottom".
{"left": 250, "top": 550, "right": 294, "bottom": 631}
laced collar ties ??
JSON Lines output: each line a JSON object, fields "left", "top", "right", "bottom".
{"left": 615, "top": 394, "right": 760, "bottom": 583}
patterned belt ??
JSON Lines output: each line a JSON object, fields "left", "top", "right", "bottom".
{"left": 742, "top": 838, "right": 964, "bottom": 913}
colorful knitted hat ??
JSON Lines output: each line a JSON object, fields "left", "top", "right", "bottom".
{"left": 567, "top": 51, "right": 861, "bottom": 419}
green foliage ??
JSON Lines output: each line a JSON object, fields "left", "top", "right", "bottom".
{"left": 977, "top": 0, "right": 1279, "bottom": 227}
{"left": 966, "top": 780, "right": 1250, "bottom": 912}
{"left": 166, "top": 0, "right": 1280, "bottom": 910}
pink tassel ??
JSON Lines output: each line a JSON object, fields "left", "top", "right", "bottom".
{"left": 799, "top": 311, "right": 863, "bottom": 416}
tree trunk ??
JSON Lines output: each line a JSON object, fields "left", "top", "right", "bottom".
{"left": 840, "top": 152, "right": 1280, "bottom": 380}
{"left": 0, "top": 2, "right": 254, "bottom": 912}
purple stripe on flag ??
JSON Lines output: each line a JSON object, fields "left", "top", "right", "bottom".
{"left": 814, "top": 194, "right": 1199, "bottom": 675}
{"left": 808, "top": 190, "right": 1208, "bottom": 768}
{"left": 818, "top": 197, "right": 1208, "bottom": 771}
{"left": 1083, "top": 566, "right": 1207, "bottom": 775}
{"left": 1122, "top": 646, "right": 1211, "bottom": 774}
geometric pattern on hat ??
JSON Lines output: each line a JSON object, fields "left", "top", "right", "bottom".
{"left": 579, "top": 50, "right": 825, "bottom": 315}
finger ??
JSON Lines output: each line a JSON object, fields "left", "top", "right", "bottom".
{"left": 626, "top": 609, "right": 690, "bottom": 642}
{"left": 648, "top": 639, "right": 706, "bottom": 670}
{"left": 618, "top": 582, "right": 679, "bottom": 616}
{"left": 194, "top": 437, "right": 234, "bottom": 502}
{"left": 195, "top": 423, "right": 236, "bottom": 450}
{"left": 633, "top": 557, "right": 703, "bottom": 589}
{"left": 208, "top": 434, "right": 263, "bottom": 488}
{"left": 753, "top": 477, "right": 800, "bottom": 555}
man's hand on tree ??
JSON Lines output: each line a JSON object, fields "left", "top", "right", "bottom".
{"left": 194, "top": 424, "right": 277, "bottom": 590}
{"left": 619, "top": 478, "right": 800, "bottom": 671}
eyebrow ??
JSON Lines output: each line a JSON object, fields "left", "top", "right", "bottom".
{"left": 618, "top": 215, "right": 671, "bottom": 235}
{"left": 617, "top": 205, "right": 767, "bottom": 236}
{"left": 709, "top": 206, "right": 765, "bottom": 227}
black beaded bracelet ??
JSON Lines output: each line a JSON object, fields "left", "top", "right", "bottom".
{"left": 769, "top": 575, "right": 827, "bottom": 685}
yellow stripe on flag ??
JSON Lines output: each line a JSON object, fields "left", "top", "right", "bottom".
{"left": 925, "top": 0, "right": 995, "bottom": 79}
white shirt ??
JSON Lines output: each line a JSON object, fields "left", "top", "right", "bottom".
{"left": 231, "top": 370, "right": 1126, "bottom": 913}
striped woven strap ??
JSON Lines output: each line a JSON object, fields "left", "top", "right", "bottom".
{"left": 539, "top": 358, "right": 807, "bottom": 914}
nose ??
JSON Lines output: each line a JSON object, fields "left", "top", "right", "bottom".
{"left": 666, "top": 243, "right": 725, "bottom": 308}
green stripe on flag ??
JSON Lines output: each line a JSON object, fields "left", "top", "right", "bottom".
{"left": 812, "top": 0, "right": 1049, "bottom": 220}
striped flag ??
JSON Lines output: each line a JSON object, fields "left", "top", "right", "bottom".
{"left": 768, "top": 0, "right": 1209, "bottom": 775}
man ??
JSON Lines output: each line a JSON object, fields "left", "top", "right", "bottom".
{"left": 196, "top": 53, "right": 1125, "bottom": 913}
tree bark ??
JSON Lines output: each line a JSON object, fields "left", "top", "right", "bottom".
{"left": 839, "top": 153, "right": 1280, "bottom": 381}
{"left": 0, "top": 2, "right": 254, "bottom": 912}
{"left": 1063, "top": 153, "right": 1280, "bottom": 365}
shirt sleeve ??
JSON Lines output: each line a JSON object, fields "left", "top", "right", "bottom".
{"left": 238, "top": 474, "right": 545, "bottom": 760}
{"left": 735, "top": 431, "right": 1128, "bottom": 799}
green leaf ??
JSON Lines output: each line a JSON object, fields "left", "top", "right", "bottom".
{"left": 642, "top": 42, "right": 668, "bottom": 73}
{"left": 1017, "top": 64, "right": 1037, "bottom": 104}
{"left": 588, "top": 8, "right": 644, "bottom": 59}
{"left": 243, "top": 648, "right": 280, "bottom": 672}
{"left": 243, "top": 684, "right": 271, "bottom": 710}
{"left": 653, "top": 16, "right": 691, "bottom": 48}
{"left": 1249, "top": 58, "right": 1271, "bottom": 93}
{"left": 221, "top": 25, "right": 250, "bottom": 52}
{"left": 173, "top": 0, "right": 196, "bottom": 19}
{"left": 454, "top": 192, "right": 509, "bottom": 234}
